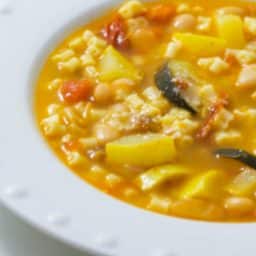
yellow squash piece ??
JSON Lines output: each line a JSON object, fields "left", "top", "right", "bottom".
{"left": 106, "top": 134, "right": 176, "bottom": 167}
{"left": 99, "top": 46, "right": 142, "bottom": 81}
{"left": 179, "top": 170, "right": 226, "bottom": 199}
{"left": 173, "top": 33, "right": 226, "bottom": 57}
{"left": 135, "top": 164, "right": 190, "bottom": 191}
{"left": 226, "top": 168, "right": 256, "bottom": 196}
{"left": 216, "top": 14, "right": 245, "bottom": 49}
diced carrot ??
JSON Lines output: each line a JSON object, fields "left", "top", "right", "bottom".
{"left": 147, "top": 4, "right": 176, "bottom": 23}
{"left": 60, "top": 80, "right": 93, "bottom": 104}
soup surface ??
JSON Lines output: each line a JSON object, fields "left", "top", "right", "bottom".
{"left": 36, "top": 0, "right": 256, "bottom": 222}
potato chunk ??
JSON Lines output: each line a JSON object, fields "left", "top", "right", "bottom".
{"left": 173, "top": 33, "right": 226, "bottom": 56}
{"left": 179, "top": 170, "right": 226, "bottom": 199}
{"left": 216, "top": 15, "right": 245, "bottom": 49}
{"left": 99, "top": 46, "right": 142, "bottom": 81}
{"left": 106, "top": 134, "right": 176, "bottom": 167}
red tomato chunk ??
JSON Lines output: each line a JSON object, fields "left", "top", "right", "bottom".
{"left": 60, "top": 80, "right": 93, "bottom": 104}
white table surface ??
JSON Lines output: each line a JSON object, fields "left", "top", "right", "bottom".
{"left": 0, "top": 203, "right": 91, "bottom": 256}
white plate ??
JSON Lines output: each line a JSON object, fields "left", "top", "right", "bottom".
{"left": 1, "top": 0, "right": 256, "bottom": 255}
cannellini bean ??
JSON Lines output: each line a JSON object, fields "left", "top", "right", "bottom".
{"left": 216, "top": 6, "right": 246, "bottom": 16}
{"left": 224, "top": 197, "right": 255, "bottom": 216}
{"left": 236, "top": 64, "right": 256, "bottom": 88}
{"left": 94, "top": 83, "right": 112, "bottom": 104}
{"left": 171, "top": 199, "right": 224, "bottom": 220}
{"left": 173, "top": 14, "right": 196, "bottom": 31}
{"left": 94, "top": 124, "right": 120, "bottom": 143}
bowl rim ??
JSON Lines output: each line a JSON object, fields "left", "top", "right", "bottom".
{"left": 1, "top": 0, "right": 256, "bottom": 256}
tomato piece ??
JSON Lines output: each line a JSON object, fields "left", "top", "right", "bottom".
{"left": 60, "top": 80, "right": 93, "bottom": 104}
{"left": 101, "top": 16, "right": 130, "bottom": 50}
{"left": 147, "top": 4, "right": 175, "bottom": 23}
{"left": 196, "top": 95, "right": 229, "bottom": 139}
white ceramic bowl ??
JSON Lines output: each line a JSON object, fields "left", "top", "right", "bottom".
{"left": 1, "top": 0, "right": 256, "bottom": 255}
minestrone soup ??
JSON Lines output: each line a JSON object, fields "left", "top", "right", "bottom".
{"left": 35, "top": 0, "right": 256, "bottom": 222}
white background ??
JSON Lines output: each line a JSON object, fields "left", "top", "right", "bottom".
{"left": 0, "top": 204, "right": 90, "bottom": 256}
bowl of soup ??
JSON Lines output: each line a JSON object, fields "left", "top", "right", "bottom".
{"left": 2, "top": 0, "right": 256, "bottom": 255}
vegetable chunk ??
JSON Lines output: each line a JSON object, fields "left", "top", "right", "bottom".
{"left": 173, "top": 33, "right": 226, "bottom": 56}
{"left": 99, "top": 46, "right": 142, "bottom": 81}
{"left": 216, "top": 14, "right": 245, "bottom": 49}
{"left": 179, "top": 170, "right": 226, "bottom": 199}
{"left": 226, "top": 168, "right": 256, "bottom": 196}
{"left": 135, "top": 165, "right": 190, "bottom": 191}
{"left": 106, "top": 134, "right": 176, "bottom": 167}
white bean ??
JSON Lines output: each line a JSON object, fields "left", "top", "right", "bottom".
{"left": 94, "top": 83, "right": 112, "bottom": 104}
{"left": 224, "top": 197, "right": 255, "bottom": 216}
{"left": 94, "top": 124, "right": 120, "bottom": 144}
{"left": 173, "top": 14, "right": 196, "bottom": 31}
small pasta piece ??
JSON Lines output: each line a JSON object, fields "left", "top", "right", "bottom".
{"left": 122, "top": 187, "right": 139, "bottom": 198}
{"left": 197, "top": 57, "right": 230, "bottom": 74}
{"left": 236, "top": 65, "right": 256, "bottom": 88}
{"left": 61, "top": 134, "right": 73, "bottom": 143}
{"left": 212, "top": 108, "right": 234, "bottom": 130}
{"left": 234, "top": 107, "right": 256, "bottom": 122}
{"left": 47, "top": 78, "right": 63, "bottom": 91}
{"left": 216, "top": 6, "right": 246, "bottom": 16}
{"left": 82, "top": 30, "right": 94, "bottom": 43}
{"left": 58, "top": 57, "right": 81, "bottom": 73}
{"left": 197, "top": 16, "right": 212, "bottom": 32}
{"left": 118, "top": 0, "right": 146, "bottom": 19}
{"left": 90, "top": 108, "right": 107, "bottom": 121}
{"left": 126, "top": 93, "right": 145, "bottom": 111}
{"left": 51, "top": 49, "right": 75, "bottom": 63}
{"left": 176, "top": 3, "right": 190, "bottom": 13}
{"left": 165, "top": 40, "right": 183, "bottom": 58}
{"left": 83, "top": 66, "right": 99, "bottom": 79}
{"left": 68, "top": 123, "right": 88, "bottom": 136}
{"left": 199, "top": 84, "right": 218, "bottom": 106}
{"left": 244, "top": 17, "right": 256, "bottom": 36}
{"left": 47, "top": 104, "right": 61, "bottom": 115}
{"left": 147, "top": 194, "right": 172, "bottom": 213}
{"left": 79, "top": 137, "right": 99, "bottom": 150}
{"left": 80, "top": 52, "right": 96, "bottom": 66}
{"left": 40, "top": 114, "right": 66, "bottom": 137}
{"left": 214, "top": 130, "right": 242, "bottom": 145}
{"left": 225, "top": 49, "right": 256, "bottom": 65}
{"left": 68, "top": 37, "right": 86, "bottom": 51}
{"left": 66, "top": 151, "right": 88, "bottom": 167}
{"left": 142, "top": 86, "right": 169, "bottom": 113}
{"left": 86, "top": 36, "right": 107, "bottom": 58}
{"left": 105, "top": 173, "right": 123, "bottom": 188}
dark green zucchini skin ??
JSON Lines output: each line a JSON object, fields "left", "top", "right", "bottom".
{"left": 155, "top": 63, "right": 196, "bottom": 114}
{"left": 214, "top": 148, "right": 256, "bottom": 169}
